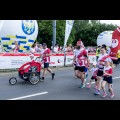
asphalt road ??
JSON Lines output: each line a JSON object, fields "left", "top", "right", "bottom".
{"left": 0, "top": 66, "right": 120, "bottom": 100}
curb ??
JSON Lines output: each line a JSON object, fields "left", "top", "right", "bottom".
{"left": 0, "top": 66, "right": 73, "bottom": 73}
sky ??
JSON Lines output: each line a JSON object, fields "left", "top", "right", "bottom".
{"left": 100, "top": 20, "right": 120, "bottom": 26}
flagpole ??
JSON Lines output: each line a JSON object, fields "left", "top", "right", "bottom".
{"left": 53, "top": 20, "right": 56, "bottom": 52}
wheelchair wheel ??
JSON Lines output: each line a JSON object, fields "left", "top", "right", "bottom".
{"left": 9, "top": 77, "right": 17, "bottom": 85}
{"left": 29, "top": 73, "right": 40, "bottom": 85}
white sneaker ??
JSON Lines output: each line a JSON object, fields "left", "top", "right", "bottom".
{"left": 110, "top": 94, "right": 114, "bottom": 98}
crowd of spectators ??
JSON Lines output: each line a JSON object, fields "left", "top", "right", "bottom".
{"left": 0, "top": 41, "right": 111, "bottom": 55}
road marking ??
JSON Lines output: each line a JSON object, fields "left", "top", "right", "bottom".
{"left": 113, "top": 76, "right": 120, "bottom": 79}
{"left": 8, "top": 91, "right": 48, "bottom": 100}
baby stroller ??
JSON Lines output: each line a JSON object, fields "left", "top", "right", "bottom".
{"left": 9, "top": 58, "right": 42, "bottom": 85}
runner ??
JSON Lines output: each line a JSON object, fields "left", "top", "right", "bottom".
{"left": 73, "top": 45, "right": 80, "bottom": 78}
{"left": 87, "top": 62, "right": 98, "bottom": 89}
{"left": 94, "top": 46, "right": 111, "bottom": 95}
{"left": 75, "top": 40, "right": 89, "bottom": 88}
{"left": 101, "top": 59, "right": 114, "bottom": 98}
{"left": 40, "top": 43, "right": 55, "bottom": 81}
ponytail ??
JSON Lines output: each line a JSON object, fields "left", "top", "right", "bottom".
{"left": 110, "top": 61, "right": 115, "bottom": 68}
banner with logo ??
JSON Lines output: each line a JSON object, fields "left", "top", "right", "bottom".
{"left": 65, "top": 54, "right": 74, "bottom": 65}
{"left": 63, "top": 20, "right": 74, "bottom": 50}
{"left": 0, "top": 53, "right": 65, "bottom": 69}
{"left": 0, "top": 20, "right": 38, "bottom": 53}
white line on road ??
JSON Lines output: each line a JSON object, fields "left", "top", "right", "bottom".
{"left": 113, "top": 76, "right": 120, "bottom": 79}
{"left": 7, "top": 91, "right": 48, "bottom": 100}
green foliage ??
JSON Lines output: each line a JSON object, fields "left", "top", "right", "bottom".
{"left": 36, "top": 20, "right": 117, "bottom": 48}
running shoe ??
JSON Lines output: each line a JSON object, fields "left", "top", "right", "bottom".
{"left": 94, "top": 90, "right": 100, "bottom": 95}
{"left": 87, "top": 84, "right": 91, "bottom": 88}
{"left": 40, "top": 77, "right": 44, "bottom": 82}
{"left": 110, "top": 94, "right": 114, "bottom": 98}
{"left": 79, "top": 83, "right": 85, "bottom": 88}
{"left": 52, "top": 73, "right": 55, "bottom": 80}
{"left": 102, "top": 92, "right": 107, "bottom": 97}
{"left": 74, "top": 76, "right": 78, "bottom": 79}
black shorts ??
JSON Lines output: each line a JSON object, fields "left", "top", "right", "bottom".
{"left": 103, "top": 76, "right": 112, "bottom": 84}
{"left": 91, "top": 76, "right": 97, "bottom": 81}
{"left": 74, "top": 66, "right": 79, "bottom": 70}
{"left": 78, "top": 66, "right": 85, "bottom": 72}
{"left": 44, "top": 63, "right": 49, "bottom": 68}
{"left": 97, "top": 69, "right": 103, "bottom": 77}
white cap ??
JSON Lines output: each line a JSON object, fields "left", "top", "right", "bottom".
{"left": 105, "top": 58, "right": 112, "bottom": 62}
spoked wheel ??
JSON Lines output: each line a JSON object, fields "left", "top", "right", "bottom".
{"left": 29, "top": 73, "right": 40, "bottom": 85}
{"left": 9, "top": 77, "right": 17, "bottom": 85}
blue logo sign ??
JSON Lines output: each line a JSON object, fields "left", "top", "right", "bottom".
{"left": 22, "top": 20, "right": 35, "bottom": 35}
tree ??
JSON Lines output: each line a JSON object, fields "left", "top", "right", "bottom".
{"left": 36, "top": 20, "right": 117, "bottom": 48}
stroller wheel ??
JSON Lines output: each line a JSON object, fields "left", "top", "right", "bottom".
{"left": 29, "top": 73, "right": 40, "bottom": 85}
{"left": 9, "top": 77, "right": 17, "bottom": 85}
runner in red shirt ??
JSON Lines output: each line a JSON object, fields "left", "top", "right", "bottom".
{"left": 94, "top": 46, "right": 112, "bottom": 95}
{"left": 40, "top": 43, "right": 55, "bottom": 81}
{"left": 101, "top": 59, "right": 114, "bottom": 98}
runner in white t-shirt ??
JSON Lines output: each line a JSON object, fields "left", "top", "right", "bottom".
{"left": 73, "top": 45, "right": 81, "bottom": 78}
{"left": 87, "top": 62, "right": 98, "bottom": 89}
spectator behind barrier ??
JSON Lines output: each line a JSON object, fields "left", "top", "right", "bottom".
{"left": 12, "top": 41, "right": 20, "bottom": 53}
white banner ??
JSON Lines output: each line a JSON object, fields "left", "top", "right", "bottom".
{"left": 65, "top": 54, "right": 74, "bottom": 66}
{"left": 0, "top": 53, "right": 64, "bottom": 69}
{"left": 63, "top": 20, "right": 74, "bottom": 50}
{"left": 0, "top": 53, "right": 96, "bottom": 69}
{"left": 65, "top": 53, "right": 96, "bottom": 66}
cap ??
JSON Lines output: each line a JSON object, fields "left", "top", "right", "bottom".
{"left": 42, "top": 43, "right": 47, "bottom": 46}
{"left": 105, "top": 58, "right": 112, "bottom": 62}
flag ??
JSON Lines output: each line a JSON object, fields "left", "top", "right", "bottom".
{"left": 63, "top": 20, "right": 74, "bottom": 50}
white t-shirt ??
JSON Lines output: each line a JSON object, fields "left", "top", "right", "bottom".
{"left": 103, "top": 66, "right": 113, "bottom": 77}
{"left": 30, "top": 47, "right": 36, "bottom": 53}
{"left": 90, "top": 67, "right": 98, "bottom": 76}
{"left": 54, "top": 46, "right": 59, "bottom": 53}
{"left": 73, "top": 49, "right": 81, "bottom": 65}
{"left": 36, "top": 48, "right": 44, "bottom": 54}
{"left": 76, "top": 48, "right": 87, "bottom": 67}
{"left": 73, "top": 49, "right": 81, "bottom": 57}
{"left": 97, "top": 53, "right": 111, "bottom": 70}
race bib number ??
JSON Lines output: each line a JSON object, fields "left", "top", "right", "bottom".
{"left": 78, "top": 58, "right": 85, "bottom": 66}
